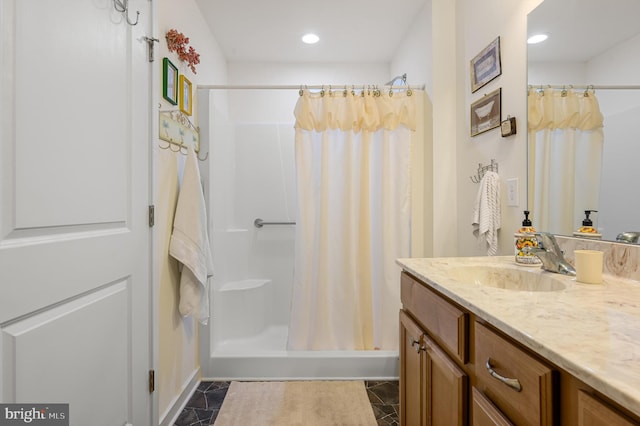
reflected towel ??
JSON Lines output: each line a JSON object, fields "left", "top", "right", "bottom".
{"left": 472, "top": 171, "right": 501, "bottom": 255}
{"left": 169, "top": 147, "right": 214, "bottom": 324}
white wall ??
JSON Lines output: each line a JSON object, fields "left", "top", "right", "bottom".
{"left": 391, "top": 2, "right": 434, "bottom": 257}
{"left": 157, "top": 0, "right": 227, "bottom": 422}
{"left": 390, "top": 2, "right": 433, "bottom": 95}
{"left": 451, "top": 0, "right": 543, "bottom": 257}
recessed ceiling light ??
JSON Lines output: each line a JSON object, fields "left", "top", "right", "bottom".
{"left": 527, "top": 34, "right": 548, "bottom": 44}
{"left": 302, "top": 33, "right": 319, "bottom": 44}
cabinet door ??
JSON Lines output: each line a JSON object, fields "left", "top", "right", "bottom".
{"left": 578, "top": 391, "right": 637, "bottom": 426}
{"left": 424, "top": 335, "right": 468, "bottom": 426}
{"left": 472, "top": 387, "right": 514, "bottom": 426}
{"left": 400, "top": 310, "right": 427, "bottom": 426}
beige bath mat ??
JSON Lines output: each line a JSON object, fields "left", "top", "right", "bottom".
{"left": 213, "top": 380, "right": 377, "bottom": 426}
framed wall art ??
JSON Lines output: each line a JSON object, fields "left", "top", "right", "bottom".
{"left": 470, "top": 88, "right": 501, "bottom": 136}
{"left": 179, "top": 75, "right": 193, "bottom": 116}
{"left": 470, "top": 37, "right": 502, "bottom": 93}
{"left": 162, "top": 58, "right": 179, "bottom": 105}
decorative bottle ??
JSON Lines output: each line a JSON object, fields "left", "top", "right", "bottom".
{"left": 573, "top": 210, "right": 602, "bottom": 239}
{"left": 515, "top": 210, "right": 541, "bottom": 265}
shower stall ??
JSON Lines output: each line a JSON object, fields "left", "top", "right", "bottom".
{"left": 198, "top": 88, "right": 399, "bottom": 380}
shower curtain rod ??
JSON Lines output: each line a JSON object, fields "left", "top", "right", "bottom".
{"left": 197, "top": 84, "right": 425, "bottom": 90}
{"left": 529, "top": 84, "right": 640, "bottom": 90}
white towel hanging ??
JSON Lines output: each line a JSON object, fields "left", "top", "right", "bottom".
{"left": 472, "top": 170, "right": 501, "bottom": 255}
{"left": 169, "top": 147, "right": 214, "bottom": 324}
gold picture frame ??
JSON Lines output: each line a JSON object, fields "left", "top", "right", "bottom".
{"left": 179, "top": 75, "right": 193, "bottom": 116}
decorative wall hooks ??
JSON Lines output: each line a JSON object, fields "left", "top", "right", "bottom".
{"left": 470, "top": 159, "right": 499, "bottom": 183}
{"left": 159, "top": 110, "right": 208, "bottom": 161}
{"left": 113, "top": 0, "right": 139, "bottom": 26}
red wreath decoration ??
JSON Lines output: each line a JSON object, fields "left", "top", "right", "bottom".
{"left": 166, "top": 29, "right": 200, "bottom": 74}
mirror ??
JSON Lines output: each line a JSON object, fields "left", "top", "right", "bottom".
{"left": 527, "top": 0, "right": 640, "bottom": 241}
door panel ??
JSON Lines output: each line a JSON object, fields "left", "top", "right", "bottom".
{"left": 3, "top": 282, "right": 129, "bottom": 424}
{"left": 0, "top": 0, "right": 152, "bottom": 425}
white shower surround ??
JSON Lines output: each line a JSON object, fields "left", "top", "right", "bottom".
{"left": 207, "top": 279, "right": 398, "bottom": 380}
{"left": 200, "top": 90, "right": 399, "bottom": 380}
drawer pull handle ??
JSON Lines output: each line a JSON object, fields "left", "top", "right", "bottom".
{"left": 409, "top": 337, "right": 424, "bottom": 353}
{"left": 486, "top": 358, "right": 522, "bottom": 392}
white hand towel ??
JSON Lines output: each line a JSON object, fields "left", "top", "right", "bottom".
{"left": 169, "top": 147, "right": 214, "bottom": 325}
{"left": 472, "top": 170, "right": 501, "bottom": 255}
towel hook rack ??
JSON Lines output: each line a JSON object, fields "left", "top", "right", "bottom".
{"left": 470, "top": 159, "right": 498, "bottom": 183}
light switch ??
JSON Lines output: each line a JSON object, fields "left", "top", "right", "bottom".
{"left": 506, "top": 178, "right": 519, "bottom": 206}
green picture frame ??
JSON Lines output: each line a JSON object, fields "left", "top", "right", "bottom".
{"left": 162, "top": 58, "right": 178, "bottom": 105}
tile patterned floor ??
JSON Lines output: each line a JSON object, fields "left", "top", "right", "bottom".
{"left": 173, "top": 380, "right": 399, "bottom": 426}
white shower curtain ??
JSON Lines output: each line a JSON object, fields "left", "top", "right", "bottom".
{"left": 287, "top": 89, "right": 419, "bottom": 351}
{"left": 528, "top": 87, "right": 604, "bottom": 234}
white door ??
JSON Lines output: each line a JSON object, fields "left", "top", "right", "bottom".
{"left": 0, "top": 1, "right": 153, "bottom": 425}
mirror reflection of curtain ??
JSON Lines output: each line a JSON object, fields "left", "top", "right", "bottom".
{"left": 528, "top": 88, "right": 604, "bottom": 234}
{"left": 288, "top": 89, "right": 422, "bottom": 351}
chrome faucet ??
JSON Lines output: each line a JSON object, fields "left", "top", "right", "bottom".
{"left": 523, "top": 232, "right": 576, "bottom": 276}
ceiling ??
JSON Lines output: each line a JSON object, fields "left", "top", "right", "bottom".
{"left": 527, "top": 0, "right": 640, "bottom": 63}
{"left": 194, "top": 0, "right": 428, "bottom": 63}
{"left": 195, "top": 0, "right": 640, "bottom": 66}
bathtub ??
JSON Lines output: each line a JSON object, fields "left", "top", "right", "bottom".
{"left": 205, "top": 278, "right": 399, "bottom": 380}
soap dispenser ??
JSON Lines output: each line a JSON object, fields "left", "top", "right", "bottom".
{"left": 574, "top": 210, "right": 602, "bottom": 239}
{"left": 515, "top": 210, "right": 541, "bottom": 265}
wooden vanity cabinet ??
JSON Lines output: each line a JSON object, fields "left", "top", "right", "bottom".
{"left": 474, "top": 321, "right": 555, "bottom": 426}
{"left": 472, "top": 387, "right": 514, "bottom": 426}
{"left": 400, "top": 270, "right": 640, "bottom": 426}
{"left": 576, "top": 391, "right": 637, "bottom": 426}
{"left": 400, "top": 272, "right": 468, "bottom": 425}
{"left": 400, "top": 310, "right": 426, "bottom": 425}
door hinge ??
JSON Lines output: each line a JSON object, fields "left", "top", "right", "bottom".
{"left": 149, "top": 369, "right": 155, "bottom": 393}
{"left": 143, "top": 36, "right": 159, "bottom": 62}
{"left": 148, "top": 205, "right": 155, "bottom": 227}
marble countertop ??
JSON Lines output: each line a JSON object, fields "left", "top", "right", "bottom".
{"left": 397, "top": 256, "right": 640, "bottom": 418}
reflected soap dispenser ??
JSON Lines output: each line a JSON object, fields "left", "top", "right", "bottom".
{"left": 574, "top": 210, "right": 602, "bottom": 239}
{"left": 515, "top": 210, "right": 541, "bottom": 265}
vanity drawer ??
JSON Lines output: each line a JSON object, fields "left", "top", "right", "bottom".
{"left": 401, "top": 272, "right": 468, "bottom": 364}
{"left": 475, "top": 321, "right": 555, "bottom": 426}
{"left": 472, "top": 387, "right": 514, "bottom": 426}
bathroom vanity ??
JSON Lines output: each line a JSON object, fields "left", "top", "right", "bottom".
{"left": 397, "top": 256, "right": 640, "bottom": 425}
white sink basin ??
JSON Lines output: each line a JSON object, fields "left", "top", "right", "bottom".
{"left": 448, "top": 265, "right": 567, "bottom": 292}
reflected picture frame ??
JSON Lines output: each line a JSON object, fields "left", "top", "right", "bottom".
{"left": 162, "top": 58, "right": 179, "bottom": 105}
{"left": 470, "top": 88, "right": 501, "bottom": 136}
{"left": 470, "top": 37, "right": 502, "bottom": 93}
{"left": 179, "top": 75, "right": 193, "bottom": 116}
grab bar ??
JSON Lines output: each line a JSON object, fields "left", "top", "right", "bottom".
{"left": 254, "top": 218, "right": 296, "bottom": 228}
